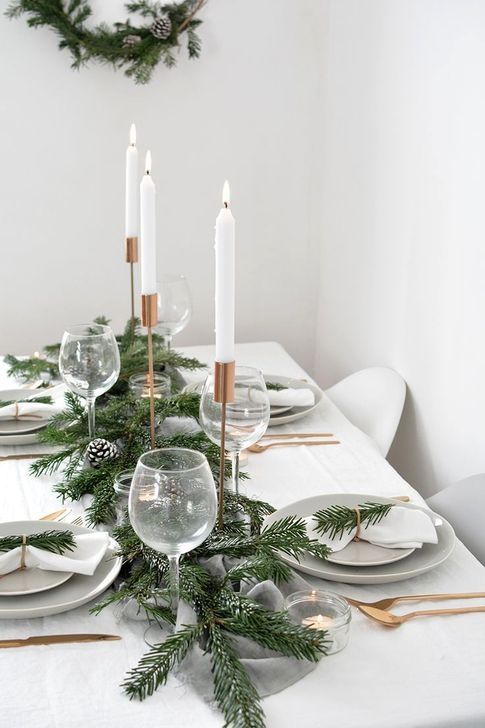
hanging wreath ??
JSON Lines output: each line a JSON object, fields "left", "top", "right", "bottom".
{"left": 5, "top": 1, "right": 208, "bottom": 84}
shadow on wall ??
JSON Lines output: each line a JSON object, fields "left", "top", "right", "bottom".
{"left": 387, "top": 390, "right": 438, "bottom": 498}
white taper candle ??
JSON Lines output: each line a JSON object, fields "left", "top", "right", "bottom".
{"left": 125, "top": 123, "right": 138, "bottom": 238}
{"left": 140, "top": 151, "right": 157, "bottom": 296}
{"left": 215, "top": 180, "right": 235, "bottom": 362}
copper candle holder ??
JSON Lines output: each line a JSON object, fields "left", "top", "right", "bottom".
{"left": 213, "top": 360, "right": 235, "bottom": 528}
{"left": 125, "top": 236, "right": 138, "bottom": 326}
{"left": 141, "top": 293, "right": 158, "bottom": 448}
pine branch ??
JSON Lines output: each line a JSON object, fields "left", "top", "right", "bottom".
{"left": 314, "top": 502, "right": 394, "bottom": 540}
{"left": 0, "top": 530, "right": 75, "bottom": 554}
{"left": 208, "top": 622, "right": 266, "bottom": 728}
{"left": 123, "top": 623, "right": 203, "bottom": 700}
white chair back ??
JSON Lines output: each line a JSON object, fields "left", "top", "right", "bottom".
{"left": 427, "top": 474, "right": 485, "bottom": 565}
{"left": 325, "top": 367, "right": 406, "bottom": 457}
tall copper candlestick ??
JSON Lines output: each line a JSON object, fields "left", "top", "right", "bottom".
{"left": 213, "top": 360, "right": 235, "bottom": 528}
{"left": 141, "top": 293, "right": 158, "bottom": 448}
{"left": 126, "top": 237, "right": 138, "bottom": 326}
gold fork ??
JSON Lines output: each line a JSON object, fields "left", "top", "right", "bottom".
{"left": 344, "top": 591, "right": 485, "bottom": 610}
{"left": 358, "top": 603, "right": 485, "bottom": 627}
{"left": 261, "top": 432, "right": 334, "bottom": 439}
{"left": 249, "top": 440, "right": 340, "bottom": 453}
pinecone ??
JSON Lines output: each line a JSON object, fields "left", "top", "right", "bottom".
{"left": 87, "top": 438, "right": 119, "bottom": 469}
{"left": 150, "top": 15, "right": 172, "bottom": 40}
{"left": 123, "top": 34, "right": 142, "bottom": 49}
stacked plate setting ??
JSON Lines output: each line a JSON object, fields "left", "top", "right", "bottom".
{"left": 0, "top": 520, "right": 121, "bottom": 619}
{"left": 265, "top": 493, "right": 456, "bottom": 585}
{"left": 0, "top": 388, "right": 54, "bottom": 446}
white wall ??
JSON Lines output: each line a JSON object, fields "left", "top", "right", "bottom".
{"left": 0, "top": 0, "right": 322, "bottom": 372}
{"left": 314, "top": 0, "right": 485, "bottom": 495}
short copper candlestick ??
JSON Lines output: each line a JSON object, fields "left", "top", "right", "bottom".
{"left": 213, "top": 360, "right": 235, "bottom": 528}
{"left": 141, "top": 293, "right": 158, "bottom": 449}
{"left": 125, "top": 237, "right": 138, "bottom": 326}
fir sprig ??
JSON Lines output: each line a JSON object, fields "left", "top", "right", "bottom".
{"left": 0, "top": 530, "right": 75, "bottom": 554}
{"left": 314, "top": 501, "right": 394, "bottom": 540}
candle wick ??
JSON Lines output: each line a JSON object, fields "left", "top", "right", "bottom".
{"left": 223, "top": 201, "right": 228, "bottom": 209}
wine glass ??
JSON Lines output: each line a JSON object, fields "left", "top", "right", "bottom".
{"left": 199, "top": 366, "right": 270, "bottom": 497}
{"left": 58, "top": 323, "right": 120, "bottom": 438}
{"left": 129, "top": 448, "right": 217, "bottom": 615}
{"left": 156, "top": 274, "right": 191, "bottom": 350}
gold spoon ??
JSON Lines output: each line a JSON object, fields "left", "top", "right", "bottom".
{"left": 248, "top": 440, "right": 340, "bottom": 453}
{"left": 358, "top": 603, "right": 485, "bottom": 627}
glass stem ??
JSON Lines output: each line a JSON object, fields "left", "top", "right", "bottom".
{"left": 231, "top": 451, "right": 240, "bottom": 498}
{"left": 168, "top": 554, "right": 180, "bottom": 617}
{"left": 86, "top": 395, "right": 96, "bottom": 439}
{"left": 165, "top": 335, "right": 172, "bottom": 352}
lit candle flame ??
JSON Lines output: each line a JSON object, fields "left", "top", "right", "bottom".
{"left": 145, "top": 150, "right": 152, "bottom": 175}
{"left": 222, "top": 180, "right": 230, "bottom": 208}
{"left": 130, "top": 123, "right": 136, "bottom": 146}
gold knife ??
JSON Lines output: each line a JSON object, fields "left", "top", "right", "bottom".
{"left": 0, "top": 634, "right": 121, "bottom": 648}
{"left": 39, "top": 508, "right": 68, "bottom": 521}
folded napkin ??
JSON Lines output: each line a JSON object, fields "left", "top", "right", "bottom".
{"left": 267, "top": 388, "right": 315, "bottom": 408}
{"left": 306, "top": 506, "right": 438, "bottom": 551}
{"left": 0, "top": 532, "right": 109, "bottom": 576}
{"left": 0, "top": 401, "right": 61, "bottom": 422}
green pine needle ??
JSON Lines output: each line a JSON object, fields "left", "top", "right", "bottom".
{"left": 314, "top": 501, "right": 394, "bottom": 540}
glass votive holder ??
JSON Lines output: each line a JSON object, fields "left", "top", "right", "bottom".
{"left": 113, "top": 469, "right": 134, "bottom": 525}
{"left": 285, "top": 590, "right": 351, "bottom": 655}
{"left": 128, "top": 372, "right": 171, "bottom": 399}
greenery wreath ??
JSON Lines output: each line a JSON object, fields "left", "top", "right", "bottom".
{"left": 6, "top": 0, "right": 208, "bottom": 84}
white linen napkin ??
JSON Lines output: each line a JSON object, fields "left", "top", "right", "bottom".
{"left": 306, "top": 506, "right": 438, "bottom": 551}
{"left": 268, "top": 388, "right": 315, "bottom": 408}
{"left": 0, "top": 401, "right": 62, "bottom": 422}
{"left": 0, "top": 532, "right": 110, "bottom": 576}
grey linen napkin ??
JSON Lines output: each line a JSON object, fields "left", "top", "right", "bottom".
{"left": 174, "top": 555, "right": 318, "bottom": 701}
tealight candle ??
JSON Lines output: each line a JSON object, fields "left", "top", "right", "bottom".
{"left": 301, "top": 614, "right": 335, "bottom": 630}
{"left": 285, "top": 590, "right": 351, "bottom": 655}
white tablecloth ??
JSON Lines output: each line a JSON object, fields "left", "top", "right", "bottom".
{"left": 1, "top": 342, "right": 484, "bottom": 728}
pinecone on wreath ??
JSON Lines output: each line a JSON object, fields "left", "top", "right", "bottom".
{"left": 123, "top": 34, "right": 142, "bottom": 49}
{"left": 87, "top": 438, "right": 119, "bottom": 469}
{"left": 150, "top": 15, "right": 172, "bottom": 40}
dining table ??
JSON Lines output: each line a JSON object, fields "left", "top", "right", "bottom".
{"left": 1, "top": 340, "right": 484, "bottom": 728}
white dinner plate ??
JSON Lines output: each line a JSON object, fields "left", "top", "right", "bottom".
{"left": 325, "top": 540, "right": 415, "bottom": 567}
{"left": 0, "top": 520, "right": 122, "bottom": 619}
{"left": 0, "top": 419, "right": 48, "bottom": 436}
{"left": 265, "top": 493, "right": 455, "bottom": 584}
{"left": 0, "top": 567, "right": 73, "bottom": 596}
{"left": 183, "top": 375, "right": 323, "bottom": 427}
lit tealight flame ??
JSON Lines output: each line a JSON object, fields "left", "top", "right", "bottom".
{"left": 130, "top": 123, "right": 136, "bottom": 146}
{"left": 145, "top": 150, "right": 152, "bottom": 175}
{"left": 222, "top": 180, "right": 230, "bottom": 208}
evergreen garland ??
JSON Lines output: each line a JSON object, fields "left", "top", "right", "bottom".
{"left": 0, "top": 529, "right": 75, "bottom": 554}
{"left": 5, "top": 0, "right": 208, "bottom": 84}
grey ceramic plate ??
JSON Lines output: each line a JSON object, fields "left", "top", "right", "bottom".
{"left": 0, "top": 520, "right": 121, "bottom": 618}
{"left": 325, "top": 539, "right": 415, "bottom": 567}
{"left": 0, "top": 389, "right": 48, "bottom": 444}
{"left": 265, "top": 493, "right": 455, "bottom": 584}
{"left": 183, "top": 375, "right": 323, "bottom": 427}
{"left": 0, "top": 567, "right": 73, "bottom": 597}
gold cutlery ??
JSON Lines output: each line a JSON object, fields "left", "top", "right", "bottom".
{"left": 358, "top": 603, "right": 485, "bottom": 627}
{"left": 344, "top": 591, "right": 485, "bottom": 610}
{"left": 391, "top": 495, "right": 411, "bottom": 502}
{"left": 0, "top": 634, "right": 121, "bottom": 648}
{"left": 261, "top": 432, "right": 334, "bottom": 439}
{"left": 39, "top": 508, "right": 68, "bottom": 521}
{"left": 248, "top": 440, "right": 340, "bottom": 453}
{"left": 0, "top": 453, "right": 46, "bottom": 462}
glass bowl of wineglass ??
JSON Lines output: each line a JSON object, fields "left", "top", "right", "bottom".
{"left": 156, "top": 274, "right": 191, "bottom": 351}
{"left": 58, "top": 323, "right": 120, "bottom": 438}
{"left": 129, "top": 448, "right": 217, "bottom": 616}
{"left": 199, "top": 366, "right": 270, "bottom": 497}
